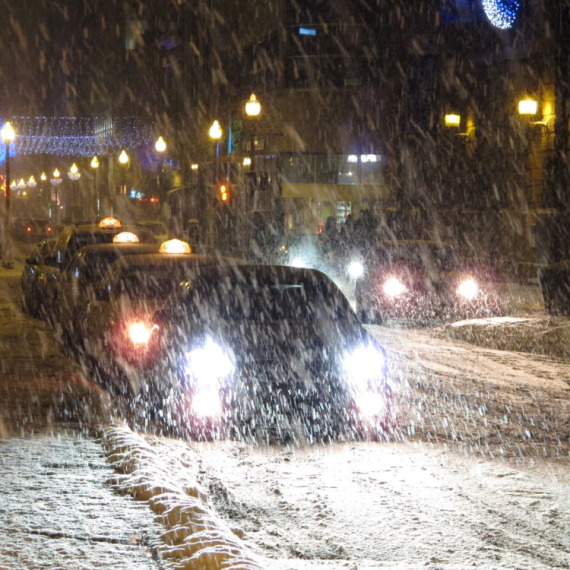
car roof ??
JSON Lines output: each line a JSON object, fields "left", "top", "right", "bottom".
{"left": 184, "top": 264, "right": 335, "bottom": 283}
{"left": 79, "top": 243, "right": 160, "bottom": 256}
{"left": 112, "top": 253, "right": 233, "bottom": 272}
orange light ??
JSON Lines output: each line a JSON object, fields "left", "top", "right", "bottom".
{"left": 98, "top": 217, "right": 123, "bottom": 229}
{"left": 128, "top": 322, "right": 157, "bottom": 345}
{"left": 113, "top": 231, "right": 140, "bottom": 244}
{"left": 219, "top": 183, "right": 229, "bottom": 202}
{"left": 150, "top": 197, "right": 159, "bottom": 203}
{"left": 27, "top": 227, "right": 32, "bottom": 232}
{"left": 159, "top": 239, "right": 192, "bottom": 254}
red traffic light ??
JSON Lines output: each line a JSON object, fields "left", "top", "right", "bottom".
{"left": 218, "top": 183, "right": 230, "bottom": 202}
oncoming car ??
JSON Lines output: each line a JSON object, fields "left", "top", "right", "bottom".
{"left": 354, "top": 240, "right": 506, "bottom": 324}
{"left": 81, "top": 239, "right": 230, "bottom": 394}
{"left": 141, "top": 265, "right": 394, "bottom": 442}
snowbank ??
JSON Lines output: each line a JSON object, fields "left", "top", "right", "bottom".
{"left": 101, "top": 424, "right": 264, "bottom": 570}
{"left": 442, "top": 315, "right": 570, "bottom": 360}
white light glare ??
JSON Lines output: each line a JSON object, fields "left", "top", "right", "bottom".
{"left": 457, "top": 278, "right": 479, "bottom": 300}
{"left": 184, "top": 339, "right": 234, "bottom": 384}
{"left": 348, "top": 261, "right": 364, "bottom": 279}
{"left": 291, "top": 257, "right": 307, "bottom": 268}
{"left": 354, "top": 390, "right": 387, "bottom": 419}
{"left": 342, "top": 345, "right": 385, "bottom": 389}
{"left": 383, "top": 277, "right": 407, "bottom": 297}
{"left": 191, "top": 388, "right": 222, "bottom": 418}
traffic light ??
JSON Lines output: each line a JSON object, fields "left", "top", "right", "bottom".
{"left": 218, "top": 182, "right": 230, "bottom": 202}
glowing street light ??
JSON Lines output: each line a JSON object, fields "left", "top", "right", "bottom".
{"left": 209, "top": 120, "right": 222, "bottom": 140}
{"left": 245, "top": 93, "right": 261, "bottom": 117}
{"left": 68, "top": 163, "right": 81, "bottom": 181}
{"left": 518, "top": 99, "right": 538, "bottom": 116}
{"left": 119, "top": 150, "right": 129, "bottom": 164}
{"left": 1, "top": 121, "right": 15, "bottom": 268}
{"left": 155, "top": 136, "right": 167, "bottom": 153}
{"left": 90, "top": 156, "right": 99, "bottom": 169}
{"left": 27, "top": 176, "right": 37, "bottom": 188}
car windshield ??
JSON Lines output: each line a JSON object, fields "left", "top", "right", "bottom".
{"left": 186, "top": 271, "right": 354, "bottom": 323}
{"left": 372, "top": 243, "right": 457, "bottom": 272}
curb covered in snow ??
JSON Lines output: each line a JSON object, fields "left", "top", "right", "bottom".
{"left": 101, "top": 424, "right": 264, "bottom": 570}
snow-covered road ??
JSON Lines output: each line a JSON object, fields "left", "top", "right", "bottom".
{"left": 109, "top": 323, "right": 570, "bottom": 569}
{"left": 1, "top": 264, "right": 570, "bottom": 568}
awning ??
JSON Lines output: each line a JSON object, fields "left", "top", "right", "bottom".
{"left": 281, "top": 183, "right": 389, "bottom": 201}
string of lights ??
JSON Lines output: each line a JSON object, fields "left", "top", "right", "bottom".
{"left": 0, "top": 116, "right": 154, "bottom": 160}
{"left": 481, "top": 0, "right": 520, "bottom": 30}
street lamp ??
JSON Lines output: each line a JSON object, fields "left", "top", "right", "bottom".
{"left": 118, "top": 150, "right": 129, "bottom": 195}
{"left": 244, "top": 94, "right": 262, "bottom": 214}
{"left": 40, "top": 172, "right": 46, "bottom": 195}
{"left": 67, "top": 163, "right": 81, "bottom": 220}
{"left": 27, "top": 176, "right": 37, "bottom": 189}
{"left": 91, "top": 156, "right": 99, "bottom": 218}
{"left": 68, "top": 163, "right": 81, "bottom": 181}
{"left": 1, "top": 121, "right": 15, "bottom": 268}
{"left": 50, "top": 169, "right": 63, "bottom": 223}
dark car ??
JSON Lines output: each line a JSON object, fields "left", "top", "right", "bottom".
{"left": 81, "top": 243, "right": 231, "bottom": 394}
{"left": 43, "top": 217, "right": 156, "bottom": 321}
{"left": 140, "top": 265, "right": 393, "bottom": 442}
{"left": 20, "top": 238, "right": 57, "bottom": 318}
{"left": 354, "top": 240, "right": 506, "bottom": 324}
{"left": 14, "top": 218, "right": 50, "bottom": 242}
{"left": 52, "top": 241, "right": 161, "bottom": 342}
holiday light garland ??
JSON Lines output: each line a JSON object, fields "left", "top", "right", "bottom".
{"left": 0, "top": 116, "right": 154, "bottom": 161}
{"left": 481, "top": 0, "right": 520, "bottom": 30}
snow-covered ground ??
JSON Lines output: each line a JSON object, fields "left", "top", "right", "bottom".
{"left": 1, "top": 253, "right": 570, "bottom": 569}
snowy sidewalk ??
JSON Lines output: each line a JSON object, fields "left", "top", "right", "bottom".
{"left": 0, "top": 434, "right": 163, "bottom": 569}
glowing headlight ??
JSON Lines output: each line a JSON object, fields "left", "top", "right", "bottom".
{"left": 457, "top": 278, "right": 478, "bottom": 300}
{"left": 353, "top": 391, "right": 388, "bottom": 419}
{"left": 342, "top": 345, "right": 386, "bottom": 389}
{"left": 291, "top": 257, "right": 307, "bottom": 268}
{"left": 128, "top": 322, "right": 157, "bottom": 345}
{"left": 191, "top": 388, "right": 223, "bottom": 418}
{"left": 348, "top": 261, "right": 364, "bottom": 279}
{"left": 383, "top": 277, "right": 407, "bottom": 297}
{"left": 184, "top": 339, "right": 234, "bottom": 384}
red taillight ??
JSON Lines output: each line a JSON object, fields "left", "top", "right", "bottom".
{"left": 27, "top": 227, "right": 32, "bottom": 232}
{"left": 47, "top": 226, "right": 52, "bottom": 232}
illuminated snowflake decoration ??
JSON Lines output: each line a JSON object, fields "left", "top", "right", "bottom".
{"left": 481, "top": 0, "right": 520, "bottom": 29}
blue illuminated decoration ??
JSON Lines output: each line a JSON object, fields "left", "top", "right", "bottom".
{"left": 0, "top": 116, "right": 153, "bottom": 163}
{"left": 481, "top": 0, "right": 520, "bottom": 29}
{"left": 299, "top": 27, "right": 317, "bottom": 36}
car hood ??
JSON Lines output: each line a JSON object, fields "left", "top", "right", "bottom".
{"left": 184, "top": 319, "right": 369, "bottom": 367}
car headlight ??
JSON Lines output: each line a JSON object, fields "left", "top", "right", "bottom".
{"left": 457, "top": 278, "right": 478, "bottom": 300}
{"left": 291, "top": 257, "right": 308, "bottom": 268}
{"left": 342, "top": 344, "right": 386, "bottom": 390}
{"left": 183, "top": 339, "right": 235, "bottom": 385}
{"left": 383, "top": 277, "right": 407, "bottom": 297}
{"left": 128, "top": 321, "right": 158, "bottom": 346}
{"left": 348, "top": 260, "right": 364, "bottom": 279}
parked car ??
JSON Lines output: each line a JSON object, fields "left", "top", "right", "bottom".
{"left": 140, "top": 265, "right": 394, "bottom": 442}
{"left": 20, "top": 238, "right": 57, "bottom": 318}
{"left": 52, "top": 239, "right": 161, "bottom": 342}
{"left": 43, "top": 217, "right": 156, "bottom": 321}
{"left": 354, "top": 240, "right": 507, "bottom": 324}
{"left": 81, "top": 240, "right": 230, "bottom": 394}
{"left": 13, "top": 218, "right": 50, "bottom": 242}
